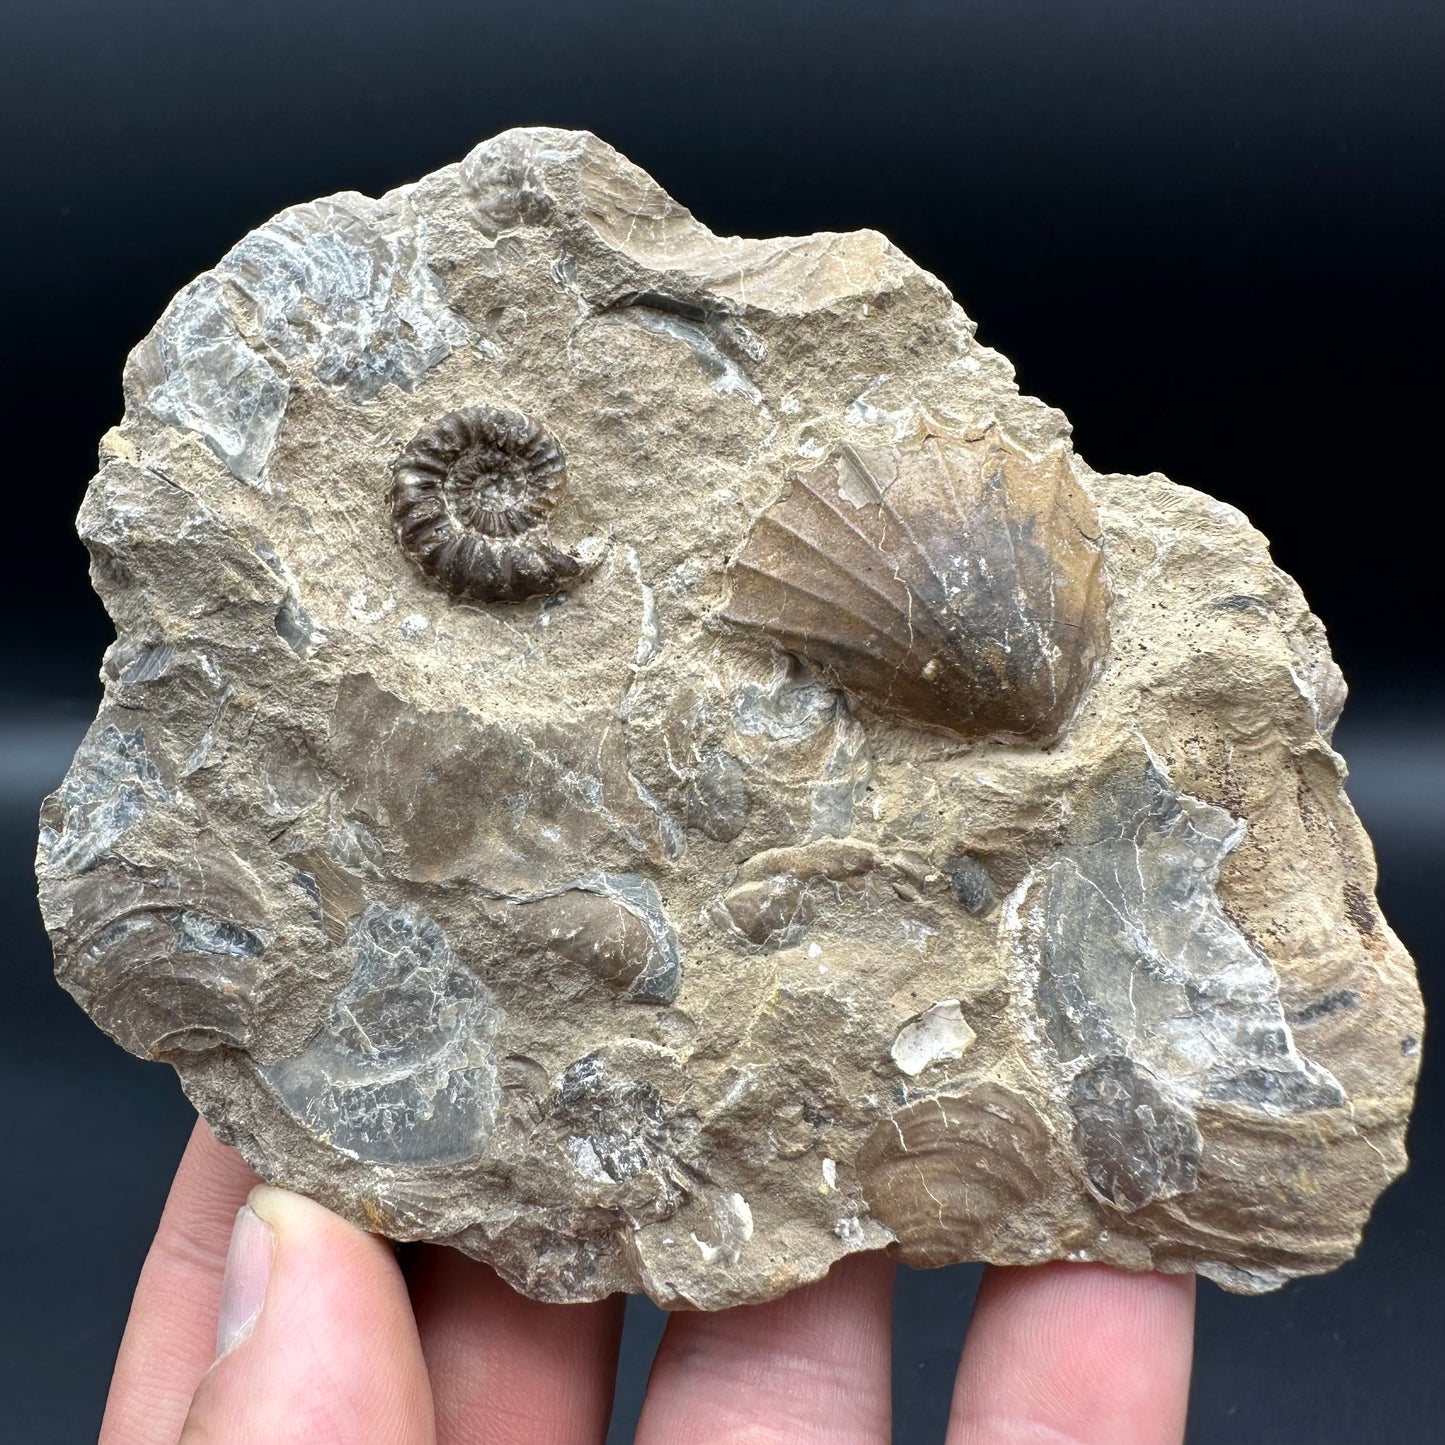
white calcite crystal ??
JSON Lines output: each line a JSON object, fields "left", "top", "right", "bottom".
{"left": 37, "top": 128, "right": 1422, "bottom": 1308}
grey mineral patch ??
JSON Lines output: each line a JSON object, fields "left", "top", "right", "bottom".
{"left": 256, "top": 545, "right": 326, "bottom": 658}
{"left": 262, "top": 903, "right": 503, "bottom": 1166}
{"left": 947, "top": 855, "right": 997, "bottom": 917}
{"left": 1013, "top": 753, "right": 1345, "bottom": 1131}
{"left": 39, "top": 127, "right": 1422, "bottom": 1310}
{"left": 134, "top": 273, "right": 288, "bottom": 486}
{"left": 129, "top": 195, "right": 469, "bottom": 485}
{"left": 37, "top": 724, "right": 172, "bottom": 877}
{"left": 170, "top": 909, "right": 265, "bottom": 959}
{"left": 1068, "top": 1055, "right": 1203, "bottom": 1212}
{"left": 613, "top": 306, "right": 763, "bottom": 404}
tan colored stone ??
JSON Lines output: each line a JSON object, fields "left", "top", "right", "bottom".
{"left": 37, "top": 128, "right": 1421, "bottom": 1307}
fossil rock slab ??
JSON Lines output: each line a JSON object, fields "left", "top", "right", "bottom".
{"left": 38, "top": 128, "right": 1421, "bottom": 1307}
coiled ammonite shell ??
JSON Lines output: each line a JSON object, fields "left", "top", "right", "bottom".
{"left": 390, "top": 405, "right": 587, "bottom": 602}
{"left": 721, "top": 427, "right": 1111, "bottom": 741}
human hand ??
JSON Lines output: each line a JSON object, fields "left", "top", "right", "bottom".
{"left": 100, "top": 1120, "right": 1194, "bottom": 1444}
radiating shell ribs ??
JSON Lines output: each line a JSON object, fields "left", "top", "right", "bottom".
{"left": 721, "top": 428, "right": 1111, "bottom": 741}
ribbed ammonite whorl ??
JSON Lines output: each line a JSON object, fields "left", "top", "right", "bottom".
{"left": 390, "top": 405, "right": 587, "bottom": 603}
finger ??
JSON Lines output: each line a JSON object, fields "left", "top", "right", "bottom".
{"left": 101, "top": 1118, "right": 260, "bottom": 1445}
{"left": 178, "top": 1185, "right": 435, "bottom": 1445}
{"left": 635, "top": 1252, "right": 895, "bottom": 1445}
{"left": 406, "top": 1246, "right": 624, "bottom": 1445}
{"left": 946, "top": 1263, "right": 1194, "bottom": 1445}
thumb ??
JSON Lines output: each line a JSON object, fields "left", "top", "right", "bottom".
{"left": 179, "top": 1185, "right": 434, "bottom": 1445}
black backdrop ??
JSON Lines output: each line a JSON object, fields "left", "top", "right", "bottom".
{"left": 2, "top": 2, "right": 1440, "bottom": 1441}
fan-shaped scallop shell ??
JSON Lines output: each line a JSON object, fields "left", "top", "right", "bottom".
{"left": 721, "top": 427, "right": 1111, "bottom": 740}
{"left": 390, "top": 404, "right": 587, "bottom": 603}
{"left": 855, "top": 1083, "right": 1054, "bottom": 1266}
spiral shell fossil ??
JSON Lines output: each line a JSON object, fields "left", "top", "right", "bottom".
{"left": 721, "top": 427, "right": 1111, "bottom": 741}
{"left": 390, "top": 405, "right": 587, "bottom": 602}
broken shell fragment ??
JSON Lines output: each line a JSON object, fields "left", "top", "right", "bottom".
{"left": 890, "top": 1000, "right": 977, "bottom": 1076}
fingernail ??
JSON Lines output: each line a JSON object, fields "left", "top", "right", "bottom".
{"left": 215, "top": 1200, "right": 273, "bottom": 1358}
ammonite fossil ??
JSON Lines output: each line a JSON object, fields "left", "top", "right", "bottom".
{"left": 390, "top": 404, "right": 588, "bottom": 603}
{"left": 721, "top": 427, "right": 1112, "bottom": 741}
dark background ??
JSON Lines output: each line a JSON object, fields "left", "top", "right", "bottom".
{"left": 2, "top": 1, "right": 1440, "bottom": 1440}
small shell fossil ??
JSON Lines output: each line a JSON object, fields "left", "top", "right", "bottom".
{"left": 947, "top": 853, "right": 998, "bottom": 916}
{"left": 712, "top": 874, "right": 817, "bottom": 948}
{"left": 720, "top": 427, "right": 1111, "bottom": 741}
{"left": 511, "top": 874, "right": 681, "bottom": 1004}
{"left": 390, "top": 404, "right": 588, "bottom": 602}
{"left": 855, "top": 1082, "right": 1054, "bottom": 1266}
{"left": 712, "top": 840, "right": 884, "bottom": 948}
{"left": 72, "top": 906, "right": 263, "bottom": 1057}
{"left": 1069, "top": 1055, "right": 1201, "bottom": 1212}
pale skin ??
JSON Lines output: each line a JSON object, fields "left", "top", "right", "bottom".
{"left": 102, "top": 1120, "right": 1195, "bottom": 1444}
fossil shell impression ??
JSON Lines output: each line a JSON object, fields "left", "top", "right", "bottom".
{"left": 391, "top": 404, "right": 587, "bottom": 602}
{"left": 721, "top": 428, "right": 1111, "bottom": 740}
{"left": 855, "top": 1082, "right": 1056, "bottom": 1267}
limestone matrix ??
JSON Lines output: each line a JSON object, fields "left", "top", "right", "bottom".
{"left": 37, "top": 128, "right": 1422, "bottom": 1308}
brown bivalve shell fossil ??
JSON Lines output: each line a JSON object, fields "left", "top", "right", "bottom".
{"left": 856, "top": 1083, "right": 1057, "bottom": 1267}
{"left": 721, "top": 427, "right": 1111, "bottom": 741}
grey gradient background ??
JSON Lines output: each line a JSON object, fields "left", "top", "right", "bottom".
{"left": 1, "top": 2, "right": 1440, "bottom": 1440}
